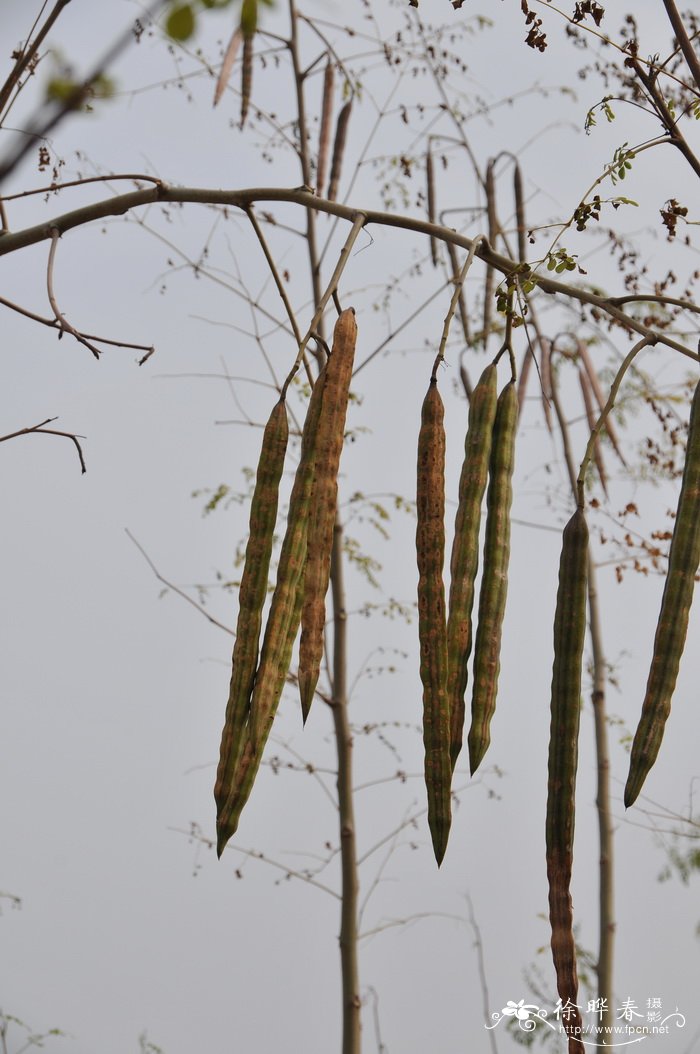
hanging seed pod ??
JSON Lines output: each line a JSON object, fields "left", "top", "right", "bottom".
{"left": 327, "top": 99, "right": 352, "bottom": 202}
{"left": 468, "top": 380, "right": 518, "bottom": 774}
{"left": 427, "top": 145, "right": 438, "bottom": 267}
{"left": 577, "top": 340, "right": 627, "bottom": 468}
{"left": 547, "top": 507, "right": 588, "bottom": 1054}
{"left": 240, "top": 32, "right": 254, "bottom": 129}
{"left": 513, "top": 160, "right": 527, "bottom": 264}
{"left": 238, "top": 0, "right": 257, "bottom": 129}
{"left": 540, "top": 336, "right": 553, "bottom": 434}
{"left": 417, "top": 378, "right": 451, "bottom": 865}
{"left": 298, "top": 308, "right": 358, "bottom": 721}
{"left": 213, "top": 25, "right": 243, "bottom": 107}
{"left": 578, "top": 367, "right": 608, "bottom": 497}
{"left": 316, "top": 59, "right": 335, "bottom": 196}
{"left": 446, "top": 364, "right": 498, "bottom": 769}
{"left": 215, "top": 398, "right": 289, "bottom": 828}
{"left": 482, "top": 159, "right": 497, "bottom": 349}
{"left": 517, "top": 345, "right": 533, "bottom": 415}
{"left": 217, "top": 367, "right": 326, "bottom": 856}
{"left": 625, "top": 378, "right": 700, "bottom": 807}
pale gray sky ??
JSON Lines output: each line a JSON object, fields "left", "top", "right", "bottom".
{"left": 1, "top": 2, "right": 699, "bottom": 1052}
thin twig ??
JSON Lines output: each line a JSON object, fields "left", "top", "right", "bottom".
{"left": 432, "top": 235, "right": 484, "bottom": 379}
{"left": 0, "top": 416, "right": 86, "bottom": 473}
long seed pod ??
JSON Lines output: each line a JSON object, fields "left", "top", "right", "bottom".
{"left": 213, "top": 25, "right": 242, "bottom": 108}
{"left": 217, "top": 368, "right": 326, "bottom": 855}
{"left": 578, "top": 366, "right": 608, "bottom": 497}
{"left": 214, "top": 398, "right": 289, "bottom": 828}
{"left": 446, "top": 364, "right": 498, "bottom": 769}
{"left": 513, "top": 159, "right": 527, "bottom": 264}
{"left": 577, "top": 340, "right": 627, "bottom": 467}
{"left": 517, "top": 345, "right": 533, "bottom": 415}
{"left": 327, "top": 99, "right": 352, "bottom": 202}
{"left": 426, "top": 145, "right": 438, "bottom": 267}
{"left": 240, "top": 31, "right": 254, "bottom": 130}
{"left": 547, "top": 507, "right": 588, "bottom": 1054}
{"left": 298, "top": 308, "right": 358, "bottom": 720}
{"left": 316, "top": 59, "right": 334, "bottom": 197}
{"left": 482, "top": 159, "right": 497, "bottom": 349}
{"left": 540, "top": 336, "right": 553, "bottom": 435}
{"left": 625, "top": 378, "right": 700, "bottom": 807}
{"left": 468, "top": 380, "right": 518, "bottom": 774}
{"left": 417, "top": 378, "right": 451, "bottom": 865}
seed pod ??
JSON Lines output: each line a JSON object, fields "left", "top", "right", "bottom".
{"left": 416, "top": 378, "right": 451, "bottom": 865}
{"left": 427, "top": 146, "right": 438, "bottom": 267}
{"left": 327, "top": 99, "right": 352, "bottom": 202}
{"left": 217, "top": 368, "right": 326, "bottom": 856}
{"left": 213, "top": 25, "right": 242, "bottom": 108}
{"left": 625, "top": 378, "right": 700, "bottom": 807}
{"left": 577, "top": 340, "right": 627, "bottom": 468}
{"left": 240, "top": 31, "right": 254, "bottom": 130}
{"left": 517, "top": 345, "right": 533, "bottom": 415}
{"left": 546, "top": 507, "right": 588, "bottom": 1052}
{"left": 446, "top": 364, "right": 498, "bottom": 769}
{"left": 513, "top": 160, "right": 527, "bottom": 264}
{"left": 298, "top": 308, "right": 358, "bottom": 720}
{"left": 578, "top": 366, "right": 608, "bottom": 497}
{"left": 316, "top": 59, "right": 334, "bottom": 196}
{"left": 482, "top": 159, "right": 497, "bottom": 348}
{"left": 540, "top": 336, "right": 553, "bottom": 434}
{"left": 214, "top": 397, "right": 289, "bottom": 829}
{"left": 468, "top": 380, "right": 518, "bottom": 774}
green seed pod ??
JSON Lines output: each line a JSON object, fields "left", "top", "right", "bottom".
{"left": 446, "top": 364, "right": 498, "bottom": 769}
{"left": 298, "top": 308, "right": 357, "bottom": 721}
{"left": 546, "top": 507, "right": 588, "bottom": 1049}
{"left": 217, "top": 368, "right": 326, "bottom": 856}
{"left": 468, "top": 380, "right": 518, "bottom": 774}
{"left": 625, "top": 378, "right": 700, "bottom": 807}
{"left": 416, "top": 378, "right": 451, "bottom": 865}
{"left": 214, "top": 397, "right": 289, "bottom": 829}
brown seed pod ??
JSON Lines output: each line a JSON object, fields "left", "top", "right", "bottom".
{"left": 416, "top": 378, "right": 451, "bottom": 865}
{"left": 213, "top": 25, "right": 242, "bottom": 108}
{"left": 316, "top": 59, "right": 334, "bottom": 196}
{"left": 468, "top": 380, "right": 518, "bottom": 774}
{"left": 547, "top": 507, "right": 588, "bottom": 1054}
{"left": 625, "top": 377, "right": 700, "bottom": 807}
{"left": 327, "top": 99, "right": 352, "bottom": 202}
{"left": 446, "top": 364, "right": 498, "bottom": 769}
{"left": 214, "top": 397, "right": 289, "bottom": 831}
{"left": 298, "top": 308, "right": 358, "bottom": 721}
{"left": 576, "top": 340, "right": 627, "bottom": 468}
{"left": 578, "top": 367, "right": 608, "bottom": 497}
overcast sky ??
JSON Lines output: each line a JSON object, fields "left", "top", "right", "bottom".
{"left": 1, "top": 2, "right": 699, "bottom": 1052}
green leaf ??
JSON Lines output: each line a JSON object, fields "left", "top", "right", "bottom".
{"left": 166, "top": 4, "right": 196, "bottom": 41}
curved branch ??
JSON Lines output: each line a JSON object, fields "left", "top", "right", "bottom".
{"left": 0, "top": 183, "right": 697, "bottom": 362}
{"left": 0, "top": 416, "right": 86, "bottom": 473}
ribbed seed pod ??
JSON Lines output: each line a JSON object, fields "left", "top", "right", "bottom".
{"left": 327, "top": 100, "right": 352, "bottom": 202}
{"left": 625, "top": 378, "right": 700, "bottom": 807}
{"left": 298, "top": 308, "right": 358, "bottom": 721}
{"left": 316, "top": 59, "right": 334, "bottom": 197}
{"left": 240, "top": 32, "right": 254, "bottom": 129}
{"left": 417, "top": 379, "right": 451, "bottom": 865}
{"left": 546, "top": 507, "right": 588, "bottom": 1054}
{"left": 217, "top": 368, "right": 326, "bottom": 856}
{"left": 513, "top": 159, "right": 527, "bottom": 264}
{"left": 446, "top": 364, "right": 498, "bottom": 769}
{"left": 214, "top": 398, "right": 289, "bottom": 827}
{"left": 468, "top": 380, "right": 518, "bottom": 774}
